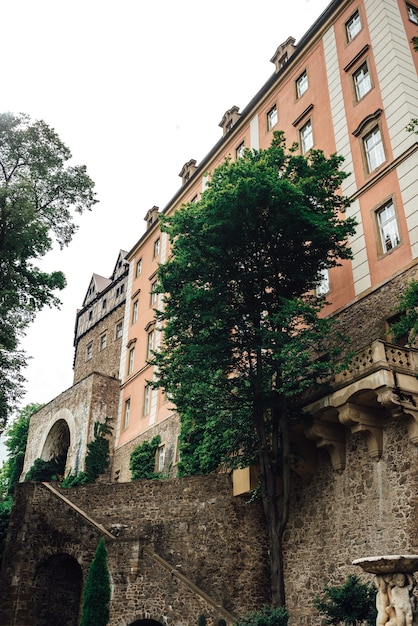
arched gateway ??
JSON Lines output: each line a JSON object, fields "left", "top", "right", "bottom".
{"left": 34, "top": 553, "right": 82, "bottom": 625}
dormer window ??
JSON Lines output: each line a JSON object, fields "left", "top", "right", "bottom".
{"left": 144, "top": 206, "right": 159, "bottom": 230}
{"left": 219, "top": 106, "right": 241, "bottom": 136}
{"left": 270, "top": 37, "right": 296, "bottom": 73}
{"left": 179, "top": 159, "right": 197, "bottom": 186}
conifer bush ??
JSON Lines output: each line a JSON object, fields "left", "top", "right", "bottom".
{"left": 314, "top": 574, "right": 376, "bottom": 626}
{"left": 234, "top": 605, "right": 288, "bottom": 626}
{"left": 80, "top": 537, "right": 111, "bottom": 626}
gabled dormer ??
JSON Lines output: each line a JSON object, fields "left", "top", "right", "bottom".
{"left": 144, "top": 206, "right": 159, "bottom": 230}
{"left": 82, "top": 274, "right": 111, "bottom": 307}
{"left": 270, "top": 37, "right": 296, "bottom": 72}
{"left": 110, "top": 250, "right": 128, "bottom": 281}
{"left": 219, "top": 106, "right": 241, "bottom": 136}
{"left": 179, "top": 159, "right": 197, "bottom": 186}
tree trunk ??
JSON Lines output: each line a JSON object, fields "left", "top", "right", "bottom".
{"left": 256, "top": 403, "right": 291, "bottom": 607}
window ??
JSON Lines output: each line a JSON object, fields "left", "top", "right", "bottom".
{"left": 150, "top": 280, "right": 158, "bottom": 306}
{"left": 115, "top": 321, "right": 123, "bottom": 339}
{"left": 267, "top": 105, "right": 278, "bottom": 130}
{"left": 102, "top": 298, "right": 107, "bottom": 310}
{"left": 316, "top": 269, "right": 330, "bottom": 297}
{"left": 147, "top": 329, "right": 155, "bottom": 360}
{"left": 128, "top": 347, "right": 135, "bottom": 375}
{"left": 353, "top": 61, "right": 371, "bottom": 100}
{"left": 346, "top": 10, "right": 361, "bottom": 41}
{"left": 407, "top": 3, "right": 418, "bottom": 24}
{"left": 100, "top": 334, "right": 107, "bottom": 350}
{"left": 86, "top": 342, "right": 93, "bottom": 361}
{"left": 364, "top": 126, "right": 385, "bottom": 173}
{"left": 377, "top": 201, "right": 400, "bottom": 253}
{"left": 296, "top": 71, "right": 308, "bottom": 98}
{"left": 132, "top": 299, "right": 139, "bottom": 324}
{"left": 157, "top": 445, "right": 165, "bottom": 472}
{"left": 191, "top": 194, "right": 198, "bottom": 203}
{"left": 143, "top": 385, "right": 151, "bottom": 416}
{"left": 88, "top": 311, "right": 93, "bottom": 321}
{"left": 124, "top": 399, "right": 130, "bottom": 429}
{"left": 236, "top": 142, "right": 245, "bottom": 159}
{"left": 136, "top": 258, "right": 142, "bottom": 277}
{"left": 300, "top": 119, "right": 313, "bottom": 153}
{"left": 154, "top": 238, "right": 160, "bottom": 257}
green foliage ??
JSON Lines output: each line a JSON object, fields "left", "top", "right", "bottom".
{"left": 61, "top": 417, "right": 112, "bottom": 488}
{"left": 154, "top": 133, "right": 355, "bottom": 605}
{"left": 0, "top": 497, "right": 12, "bottom": 564}
{"left": 0, "top": 112, "right": 97, "bottom": 429}
{"left": 24, "top": 455, "right": 65, "bottom": 482}
{"left": 314, "top": 574, "right": 377, "bottom": 626}
{"left": 389, "top": 280, "right": 418, "bottom": 345}
{"left": 130, "top": 435, "right": 161, "bottom": 480}
{"left": 198, "top": 615, "right": 207, "bottom": 626}
{"left": 80, "top": 537, "right": 111, "bottom": 626}
{"left": 234, "top": 605, "right": 289, "bottom": 626}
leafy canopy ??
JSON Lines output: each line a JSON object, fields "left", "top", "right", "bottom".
{"left": 155, "top": 132, "right": 356, "bottom": 475}
{"left": 0, "top": 112, "right": 97, "bottom": 429}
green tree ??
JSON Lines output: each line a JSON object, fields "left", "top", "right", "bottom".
{"left": 235, "top": 605, "right": 288, "bottom": 626}
{"left": 154, "top": 132, "right": 356, "bottom": 606}
{"left": 0, "top": 403, "right": 42, "bottom": 563}
{"left": 80, "top": 537, "right": 111, "bottom": 626}
{"left": 314, "top": 574, "right": 376, "bottom": 626}
{"left": 130, "top": 435, "right": 161, "bottom": 480}
{"left": 389, "top": 280, "right": 418, "bottom": 345}
{"left": 0, "top": 112, "right": 97, "bottom": 430}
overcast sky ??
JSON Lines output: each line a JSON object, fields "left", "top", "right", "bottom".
{"left": 0, "top": 0, "right": 331, "bottom": 460}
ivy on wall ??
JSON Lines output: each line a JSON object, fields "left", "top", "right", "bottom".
{"left": 129, "top": 435, "right": 161, "bottom": 480}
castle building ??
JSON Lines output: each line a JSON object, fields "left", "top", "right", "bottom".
{"left": 2, "top": 1, "right": 418, "bottom": 624}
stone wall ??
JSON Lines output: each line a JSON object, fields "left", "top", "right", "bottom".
{"left": 0, "top": 475, "right": 270, "bottom": 626}
{"left": 73, "top": 301, "right": 125, "bottom": 384}
{"left": 111, "top": 413, "right": 181, "bottom": 482}
{"left": 21, "top": 373, "right": 120, "bottom": 480}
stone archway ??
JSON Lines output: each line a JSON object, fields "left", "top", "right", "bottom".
{"left": 40, "top": 419, "right": 70, "bottom": 474}
{"left": 34, "top": 553, "right": 82, "bottom": 626}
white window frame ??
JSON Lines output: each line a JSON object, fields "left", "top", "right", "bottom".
{"left": 377, "top": 200, "right": 400, "bottom": 253}
{"left": 346, "top": 10, "right": 361, "bottom": 41}
{"left": 267, "top": 105, "right": 278, "bottom": 130}
{"left": 353, "top": 61, "right": 371, "bottom": 101}
{"left": 364, "top": 126, "right": 385, "bottom": 173}
{"left": 136, "top": 258, "right": 142, "bottom": 277}
{"left": 128, "top": 347, "right": 135, "bottom": 375}
{"left": 407, "top": 3, "right": 418, "bottom": 24}
{"left": 150, "top": 280, "right": 158, "bottom": 306}
{"left": 86, "top": 342, "right": 93, "bottom": 361}
{"left": 132, "top": 299, "right": 139, "bottom": 324}
{"left": 147, "top": 329, "right": 155, "bottom": 360}
{"left": 124, "top": 399, "right": 130, "bottom": 429}
{"left": 116, "top": 321, "right": 123, "bottom": 339}
{"left": 316, "top": 268, "right": 330, "bottom": 297}
{"left": 100, "top": 333, "right": 107, "bottom": 351}
{"left": 236, "top": 141, "right": 245, "bottom": 159}
{"left": 154, "top": 238, "right": 160, "bottom": 258}
{"left": 143, "top": 385, "right": 151, "bottom": 416}
{"left": 296, "top": 71, "right": 308, "bottom": 98}
{"left": 300, "top": 119, "right": 313, "bottom": 153}
{"left": 157, "top": 445, "right": 165, "bottom": 472}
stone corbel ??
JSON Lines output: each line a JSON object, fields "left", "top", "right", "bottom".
{"left": 377, "top": 388, "right": 418, "bottom": 445}
{"left": 337, "top": 402, "right": 383, "bottom": 461}
{"left": 305, "top": 419, "right": 346, "bottom": 471}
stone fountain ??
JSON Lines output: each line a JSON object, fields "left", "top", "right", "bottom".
{"left": 353, "top": 555, "right": 418, "bottom": 626}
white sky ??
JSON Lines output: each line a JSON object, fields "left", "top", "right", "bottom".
{"left": 0, "top": 0, "right": 331, "bottom": 461}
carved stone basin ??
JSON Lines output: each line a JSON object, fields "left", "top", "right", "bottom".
{"left": 353, "top": 555, "right": 418, "bottom": 574}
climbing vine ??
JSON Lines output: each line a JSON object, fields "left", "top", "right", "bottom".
{"left": 130, "top": 435, "right": 161, "bottom": 480}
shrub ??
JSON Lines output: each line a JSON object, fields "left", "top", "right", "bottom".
{"left": 314, "top": 574, "right": 376, "bottom": 626}
{"left": 80, "top": 537, "right": 110, "bottom": 626}
{"left": 234, "top": 605, "right": 288, "bottom": 626}
{"left": 24, "top": 455, "right": 65, "bottom": 482}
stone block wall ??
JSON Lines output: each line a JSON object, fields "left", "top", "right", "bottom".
{"left": 73, "top": 301, "right": 125, "bottom": 384}
{"left": 21, "top": 373, "right": 120, "bottom": 480}
{"left": 111, "top": 413, "right": 181, "bottom": 482}
{"left": 0, "top": 475, "right": 270, "bottom": 626}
